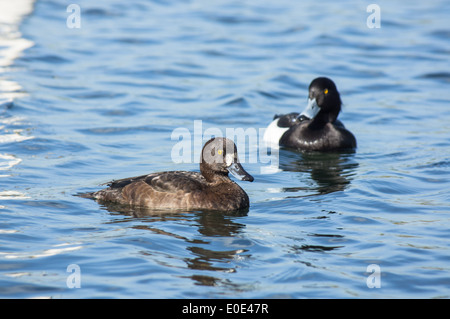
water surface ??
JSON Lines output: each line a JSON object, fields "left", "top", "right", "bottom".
{"left": 0, "top": 0, "right": 449, "bottom": 298}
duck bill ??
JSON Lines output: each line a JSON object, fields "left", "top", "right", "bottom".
{"left": 228, "top": 162, "right": 254, "bottom": 182}
{"left": 300, "top": 98, "right": 320, "bottom": 119}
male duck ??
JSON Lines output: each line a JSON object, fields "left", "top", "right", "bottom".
{"left": 264, "top": 77, "right": 356, "bottom": 151}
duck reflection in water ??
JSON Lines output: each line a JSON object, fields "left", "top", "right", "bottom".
{"left": 99, "top": 203, "right": 251, "bottom": 287}
{"left": 278, "top": 148, "right": 358, "bottom": 196}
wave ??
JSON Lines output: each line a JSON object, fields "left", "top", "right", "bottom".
{"left": 0, "top": 0, "right": 35, "bottom": 102}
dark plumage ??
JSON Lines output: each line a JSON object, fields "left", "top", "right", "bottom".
{"left": 80, "top": 138, "right": 253, "bottom": 211}
{"left": 264, "top": 77, "right": 356, "bottom": 151}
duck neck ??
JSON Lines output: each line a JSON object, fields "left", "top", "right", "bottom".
{"left": 200, "top": 167, "right": 230, "bottom": 183}
{"left": 310, "top": 107, "right": 339, "bottom": 129}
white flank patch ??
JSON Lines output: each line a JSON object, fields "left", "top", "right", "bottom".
{"left": 263, "top": 119, "right": 289, "bottom": 147}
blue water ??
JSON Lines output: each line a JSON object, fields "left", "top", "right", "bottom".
{"left": 1, "top": 0, "right": 449, "bottom": 298}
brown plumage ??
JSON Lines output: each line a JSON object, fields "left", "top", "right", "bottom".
{"left": 80, "top": 138, "right": 254, "bottom": 211}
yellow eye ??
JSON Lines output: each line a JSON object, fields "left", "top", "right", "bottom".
{"left": 218, "top": 150, "right": 223, "bottom": 155}
{"left": 324, "top": 88, "right": 329, "bottom": 94}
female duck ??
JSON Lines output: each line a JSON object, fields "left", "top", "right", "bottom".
{"left": 81, "top": 138, "right": 253, "bottom": 211}
{"left": 264, "top": 77, "right": 356, "bottom": 151}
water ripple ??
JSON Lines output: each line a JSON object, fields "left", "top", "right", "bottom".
{"left": 1, "top": 0, "right": 449, "bottom": 299}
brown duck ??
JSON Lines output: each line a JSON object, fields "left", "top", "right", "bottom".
{"left": 81, "top": 137, "right": 254, "bottom": 211}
